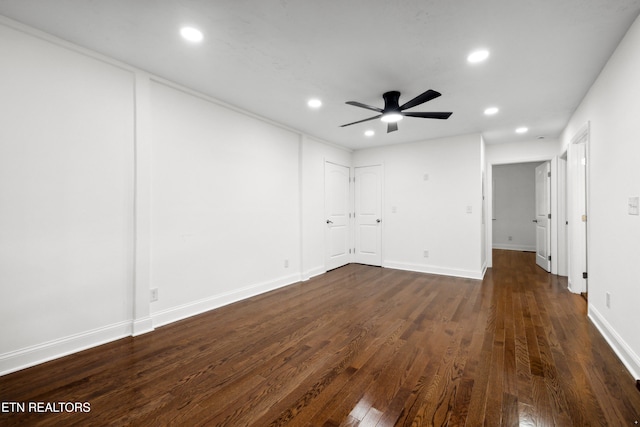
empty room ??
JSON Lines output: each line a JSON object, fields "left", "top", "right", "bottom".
{"left": 1, "top": 1, "right": 640, "bottom": 425}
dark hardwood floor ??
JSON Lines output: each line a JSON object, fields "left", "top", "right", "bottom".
{"left": 2, "top": 250, "right": 639, "bottom": 426}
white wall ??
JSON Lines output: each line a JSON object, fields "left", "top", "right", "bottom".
{"left": 0, "top": 22, "right": 135, "bottom": 373}
{"left": 0, "top": 17, "right": 363, "bottom": 375}
{"left": 0, "top": 18, "right": 327, "bottom": 374}
{"left": 353, "top": 134, "right": 484, "bottom": 279}
{"left": 561, "top": 15, "right": 640, "bottom": 379}
{"left": 149, "top": 81, "right": 302, "bottom": 326}
{"left": 486, "top": 138, "right": 561, "bottom": 165}
{"left": 492, "top": 162, "right": 541, "bottom": 251}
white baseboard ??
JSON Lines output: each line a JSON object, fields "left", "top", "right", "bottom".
{"left": 383, "top": 261, "right": 484, "bottom": 280}
{"left": 131, "top": 316, "right": 154, "bottom": 336}
{"left": 0, "top": 321, "right": 132, "bottom": 376}
{"left": 0, "top": 273, "right": 304, "bottom": 376}
{"left": 492, "top": 243, "right": 536, "bottom": 252}
{"left": 567, "top": 279, "right": 580, "bottom": 294}
{"left": 151, "top": 273, "right": 302, "bottom": 328}
{"left": 588, "top": 305, "right": 640, "bottom": 380}
{"left": 302, "top": 266, "right": 326, "bottom": 281}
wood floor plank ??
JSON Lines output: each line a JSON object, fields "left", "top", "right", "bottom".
{"left": 2, "top": 251, "right": 640, "bottom": 426}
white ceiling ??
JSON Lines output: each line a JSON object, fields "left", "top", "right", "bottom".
{"left": 1, "top": 0, "right": 639, "bottom": 149}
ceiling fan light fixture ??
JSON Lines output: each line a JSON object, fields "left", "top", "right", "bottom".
{"left": 307, "top": 99, "right": 322, "bottom": 108}
{"left": 381, "top": 112, "right": 403, "bottom": 123}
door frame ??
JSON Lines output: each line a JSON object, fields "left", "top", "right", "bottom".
{"left": 567, "top": 123, "right": 590, "bottom": 295}
{"left": 557, "top": 153, "right": 569, "bottom": 277}
{"left": 486, "top": 156, "right": 563, "bottom": 275}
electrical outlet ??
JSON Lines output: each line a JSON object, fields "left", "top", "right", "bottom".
{"left": 508, "top": 236, "right": 513, "bottom": 241}
{"left": 423, "top": 250, "right": 429, "bottom": 258}
{"left": 606, "top": 292, "right": 611, "bottom": 308}
{"left": 284, "top": 259, "right": 289, "bottom": 268}
{"left": 150, "top": 288, "right": 158, "bottom": 302}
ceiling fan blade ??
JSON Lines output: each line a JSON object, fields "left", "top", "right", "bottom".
{"left": 403, "top": 111, "right": 452, "bottom": 119}
{"left": 345, "top": 101, "right": 383, "bottom": 113}
{"left": 387, "top": 122, "right": 398, "bottom": 133}
{"left": 399, "top": 89, "right": 441, "bottom": 111}
{"left": 340, "top": 114, "right": 382, "bottom": 127}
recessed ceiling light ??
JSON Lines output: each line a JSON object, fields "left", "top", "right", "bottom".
{"left": 467, "top": 49, "right": 490, "bottom": 63}
{"left": 484, "top": 107, "right": 499, "bottom": 115}
{"left": 180, "top": 27, "right": 203, "bottom": 42}
{"left": 307, "top": 99, "right": 322, "bottom": 108}
{"left": 516, "top": 127, "right": 529, "bottom": 134}
{"left": 364, "top": 130, "right": 375, "bottom": 137}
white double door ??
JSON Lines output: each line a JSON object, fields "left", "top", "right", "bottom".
{"left": 324, "top": 162, "right": 382, "bottom": 270}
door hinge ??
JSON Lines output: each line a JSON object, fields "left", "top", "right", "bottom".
{"left": 582, "top": 272, "right": 588, "bottom": 279}
{"left": 547, "top": 171, "right": 551, "bottom": 177}
{"left": 548, "top": 255, "right": 551, "bottom": 261}
{"left": 349, "top": 249, "right": 352, "bottom": 254}
{"left": 581, "top": 214, "right": 587, "bottom": 222}
{"left": 548, "top": 213, "right": 551, "bottom": 219}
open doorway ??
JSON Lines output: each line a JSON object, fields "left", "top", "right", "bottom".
{"left": 492, "top": 162, "right": 545, "bottom": 258}
{"left": 486, "top": 152, "right": 567, "bottom": 278}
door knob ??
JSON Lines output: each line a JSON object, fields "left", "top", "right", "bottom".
{"left": 376, "top": 219, "right": 381, "bottom": 223}
{"left": 326, "top": 219, "right": 333, "bottom": 224}
{"left": 532, "top": 219, "right": 538, "bottom": 223}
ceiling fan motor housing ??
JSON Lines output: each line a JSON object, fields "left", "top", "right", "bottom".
{"left": 382, "top": 91, "right": 401, "bottom": 113}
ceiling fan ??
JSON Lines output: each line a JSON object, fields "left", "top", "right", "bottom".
{"left": 340, "top": 89, "right": 452, "bottom": 133}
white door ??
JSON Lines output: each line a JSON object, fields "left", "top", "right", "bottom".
{"left": 577, "top": 144, "right": 588, "bottom": 295}
{"left": 324, "top": 162, "right": 350, "bottom": 271}
{"left": 568, "top": 139, "right": 588, "bottom": 294}
{"left": 354, "top": 165, "right": 382, "bottom": 266}
{"left": 535, "top": 161, "right": 551, "bottom": 271}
